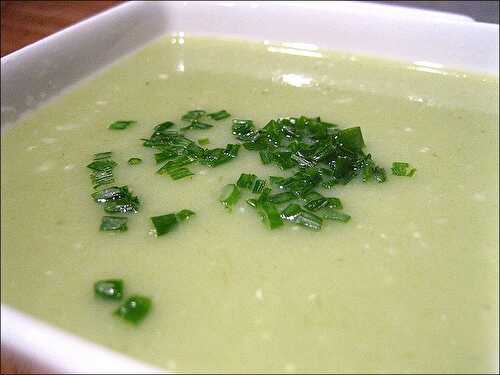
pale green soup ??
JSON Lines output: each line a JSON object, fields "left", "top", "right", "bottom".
{"left": 1, "top": 36, "right": 498, "bottom": 373}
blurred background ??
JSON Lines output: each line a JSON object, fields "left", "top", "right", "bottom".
{"left": 1, "top": 1, "right": 499, "bottom": 57}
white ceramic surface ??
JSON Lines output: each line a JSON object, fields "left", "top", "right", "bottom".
{"left": 1, "top": 1, "right": 498, "bottom": 373}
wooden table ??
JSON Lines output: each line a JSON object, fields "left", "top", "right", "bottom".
{"left": 1, "top": 0, "right": 123, "bottom": 57}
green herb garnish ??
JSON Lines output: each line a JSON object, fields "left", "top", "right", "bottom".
{"left": 391, "top": 162, "right": 416, "bottom": 177}
{"left": 94, "top": 279, "right": 124, "bottom": 300}
{"left": 237, "top": 173, "right": 257, "bottom": 189}
{"left": 320, "top": 208, "right": 351, "bottom": 223}
{"left": 181, "top": 120, "right": 213, "bottom": 131}
{"left": 151, "top": 214, "right": 178, "bottom": 236}
{"left": 256, "top": 201, "right": 283, "bottom": 230}
{"left": 181, "top": 110, "right": 206, "bottom": 121}
{"left": 219, "top": 184, "right": 241, "bottom": 210}
{"left": 128, "top": 158, "right": 142, "bottom": 165}
{"left": 92, "top": 185, "right": 140, "bottom": 214}
{"left": 208, "top": 110, "right": 231, "bottom": 120}
{"left": 151, "top": 209, "right": 195, "bottom": 236}
{"left": 176, "top": 209, "right": 196, "bottom": 221}
{"left": 87, "top": 152, "right": 117, "bottom": 189}
{"left": 114, "top": 295, "right": 151, "bottom": 324}
{"left": 109, "top": 120, "right": 136, "bottom": 130}
{"left": 281, "top": 204, "right": 322, "bottom": 230}
{"left": 100, "top": 216, "right": 128, "bottom": 232}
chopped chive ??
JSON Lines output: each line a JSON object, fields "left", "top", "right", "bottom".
{"left": 259, "top": 149, "right": 273, "bottom": 165}
{"left": 269, "top": 176, "right": 285, "bottom": 186}
{"left": 339, "top": 127, "right": 365, "bottom": 151}
{"left": 114, "top": 295, "right": 151, "bottom": 324}
{"left": 237, "top": 173, "right": 257, "bottom": 189}
{"left": 87, "top": 159, "right": 117, "bottom": 171}
{"left": 128, "top": 158, "right": 142, "bottom": 165}
{"left": 198, "top": 138, "right": 210, "bottom": 145}
{"left": 181, "top": 110, "right": 206, "bottom": 121}
{"left": 151, "top": 214, "right": 178, "bottom": 236}
{"left": 219, "top": 184, "right": 241, "bottom": 210}
{"left": 153, "top": 121, "right": 175, "bottom": 133}
{"left": 94, "top": 279, "right": 123, "bottom": 300}
{"left": 252, "top": 179, "right": 267, "bottom": 193}
{"left": 232, "top": 119, "right": 256, "bottom": 141}
{"left": 91, "top": 168, "right": 115, "bottom": 189}
{"left": 109, "top": 120, "right": 136, "bottom": 130}
{"left": 268, "top": 192, "right": 295, "bottom": 204}
{"left": 281, "top": 204, "right": 322, "bottom": 230}
{"left": 208, "top": 110, "right": 231, "bottom": 120}
{"left": 154, "top": 150, "right": 177, "bottom": 164}
{"left": 151, "top": 209, "right": 195, "bottom": 236}
{"left": 320, "top": 208, "right": 351, "bottom": 223}
{"left": 100, "top": 216, "right": 128, "bottom": 232}
{"left": 181, "top": 120, "right": 213, "bottom": 131}
{"left": 391, "top": 162, "right": 417, "bottom": 177}
{"left": 176, "top": 209, "right": 195, "bottom": 221}
{"left": 303, "top": 192, "right": 343, "bottom": 211}
{"left": 200, "top": 144, "right": 240, "bottom": 167}
{"left": 256, "top": 201, "right": 283, "bottom": 229}
{"left": 92, "top": 186, "right": 131, "bottom": 204}
{"left": 103, "top": 197, "right": 140, "bottom": 214}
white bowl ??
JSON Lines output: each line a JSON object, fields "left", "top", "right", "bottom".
{"left": 1, "top": 1, "right": 498, "bottom": 373}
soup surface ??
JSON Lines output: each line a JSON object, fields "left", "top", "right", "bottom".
{"left": 1, "top": 36, "right": 499, "bottom": 373}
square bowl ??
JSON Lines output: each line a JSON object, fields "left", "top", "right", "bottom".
{"left": 1, "top": 1, "right": 498, "bottom": 373}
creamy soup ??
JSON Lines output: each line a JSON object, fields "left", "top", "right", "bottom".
{"left": 1, "top": 36, "right": 498, "bottom": 373}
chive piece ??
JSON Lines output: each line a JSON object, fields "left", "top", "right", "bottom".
{"left": 320, "top": 208, "right": 351, "bottom": 223}
{"left": 269, "top": 176, "right": 285, "bottom": 186}
{"left": 104, "top": 196, "right": 140, "bottom": 214}
{"left": 237, "top": 173, "right": 257, "bottom": 189}
{"left": 339, "top": 127, "right": 365, "bottom": 151}
{"left": 246, "top": 198, "right": 257, "bottom": 208}
{"left": 268, "top": 192, "right": 295, "bottom": 204}
{"left": 256, "top": 201, "right": 283, "bottom": 229}
{"left": 198, "top": 138, "right": 210, "bottom": 145}
{"left": 128, "top": 158, "right": 142, "bottom": 165}
{"left": 151, "top": 214, "right": 178, "bottom": 236}
{"left": 93, "top": 186, "right": 140, "bottom": 214}
{"left": 176, "top": 209, "right": 195, "bottom": 221}
{"left": 391, "top": 162, "right": 417, "bottom": 177}
{"left": 91, "top": 168, "right": 115, "bottom": 189}
{"left": 259, "top": 149, "right": 273, "bottom": 165}
{"left": 219, "top": 184, "right": 241, "bottom": 210}
{"left": 92, "top": 186, "right": 131, "bottom": 204}
{"left": 181, "top": 110, "right": 206, "bottom": 121}
{"left": 114, "top": 295, "right": 151, "bottom": 324}
{"left": 232, "top": 119, "right": 256, "bottom": 141}
{"left": 151, "top": 210, "right": 194, "bottom": 236}
{"left": 181, "top": 120, "right": 213, "bottom": 131}
{"left": 154, "top": 150, "right": 177, "bottom": 164}
{"left": 303, "top": 192, "right": 343, "bottom": 211}
{"left": 153, "top": 121, "right": 175, "bottom": 133}
{"left": 109, "top": 120, "right": 136, "bottom": 130}
{"left": 208, "top": 110, "right": 231, "bottom": 120}
{"left": 87, "top": 159, "right": 117, "bottom": 171}
{"left": 94, "top": 279, "right": 124, "bottom": 300}
{"left": 94, "top": 151, "right": 113, "bottom": 160}
{"left": 200, "top": 144, "right": 240, "bottom": 167}
{"left": 100, "top": 216, "right": 128, "bottom": 232}
{"left": 252, "top": 179, "right": 267, "bottom": 193}
{"left": 281, "top": 204, "right": 323, "bottom": 230}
